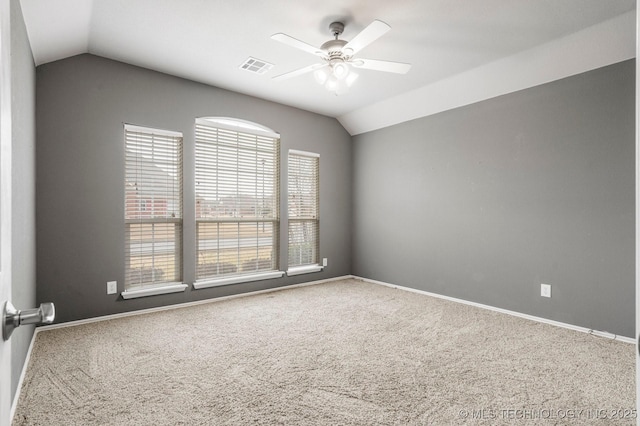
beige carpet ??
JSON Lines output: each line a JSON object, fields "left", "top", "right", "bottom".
{"left": 12, "top": 278, "right": 635, "bottom": 425}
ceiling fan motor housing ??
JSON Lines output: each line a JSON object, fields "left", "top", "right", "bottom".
{"left": 320, "top": 39, "right": 348, "bottom": 58}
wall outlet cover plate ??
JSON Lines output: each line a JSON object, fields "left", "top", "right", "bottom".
{"left": 541, "top": 283, "right": 551, "bottom": 298}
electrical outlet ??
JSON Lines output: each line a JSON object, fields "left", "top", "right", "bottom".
{"left": 322, "top": 258, "right": 328, "bottom": 267}
{"left": 541, "top": 283, "right": 551, "bottom": 298}
{"left": 107, "top": 281, "right": 117, "bottom": 295}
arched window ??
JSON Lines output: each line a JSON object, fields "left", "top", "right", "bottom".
{"left": 196, "top": 117, "right": 278, "bottom": 137}
{"left": 193, "top": 117, "right": 283, "bottom": 287}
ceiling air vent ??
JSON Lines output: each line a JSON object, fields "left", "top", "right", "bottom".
{"left": 239, "top": 57, "right": 273, "bottom": 75}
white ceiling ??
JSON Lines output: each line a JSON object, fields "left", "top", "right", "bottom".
{"left": 19, "top": 0, "right": 636, "bottom": 135}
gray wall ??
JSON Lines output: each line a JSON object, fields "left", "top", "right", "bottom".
{"left": 10, "top": 0, "right": 36, "bottom": 400}
{"left": 36, "top": 54, "right": 352, "bottom": 323}
{"left": 36, "top": 53, "right": 635, "bottom": 337}
{"left": 352, "top": 60, "right": 635, "bottom": 338}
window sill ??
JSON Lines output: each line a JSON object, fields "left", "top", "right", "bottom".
{"left": 193, "top": 271, "right": 284, "bottom": 290}
{"left": 286, "top": 265, "right": 323, "bottom": 276}
{"left": 121, "top": 283, "right": 188, "bottom": 299}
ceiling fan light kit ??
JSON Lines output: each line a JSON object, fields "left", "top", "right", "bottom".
{"left": 313, "top": 59, "right": 358, "bottom": 95}
{"left": 271, "top": 19, "right": 411, "bottom": 95}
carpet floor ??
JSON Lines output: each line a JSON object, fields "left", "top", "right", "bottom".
{"left": 12, "top": 278, "right": 635, "bottom": 425}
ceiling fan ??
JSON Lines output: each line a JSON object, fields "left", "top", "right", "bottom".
{"left": 271, "top": 20, "right": 411, "bottom": 94}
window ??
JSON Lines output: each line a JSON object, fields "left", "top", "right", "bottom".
{"left": 193, "top": 117, "right": 283, "bottom": 288}
{"left": 124, "top": 124, "right": 185, "bottom": 297}
{"left": 287, "top": 150, "right": 322, "bottom": 275}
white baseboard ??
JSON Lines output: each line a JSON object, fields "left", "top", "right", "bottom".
{"left": 38, "top": 275, "right": 354, "bottom": 332}
{"left": 354, "top": 276, "right": 635, "bottom": 345}
{"left": 10, "top": 327, "right": 38, "bottom": 422}
{"left": 38, "top": 273, "right": 633, "bottom": 344}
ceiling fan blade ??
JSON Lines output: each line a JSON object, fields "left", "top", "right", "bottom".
{"left": 272, "top": 63, "right": 327, "bottom": 81}
{"left": 343, "top": 20, "right": 391, "bottom": 56}
{"left": 350, "top": 58, "right": 411, "bottom": 74}
{"left": 271, "top": 33, "right": 325, "bottom": 57}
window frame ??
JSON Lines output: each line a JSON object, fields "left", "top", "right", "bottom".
{"left": 193, "top": 117, "right": 284, "bottom": 289}
{"left": 286, "top": 149, "right": 323, "bottom": 276}
{"left": 122, "top": 124, "right": 187, "bottom": 299}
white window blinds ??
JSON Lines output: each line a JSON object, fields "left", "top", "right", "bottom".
{"left": 195, "top": 118, "right": 280, "bottom": 281}
{"left": 288, "top": 150, "right": 319, "bottom": 267}
{"left": 125, "top": 124, "right": 183, "bottom": 289}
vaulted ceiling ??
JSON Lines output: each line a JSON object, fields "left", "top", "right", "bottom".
{"left": 20, "top": 0, "right": 636, "bottom": 135}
